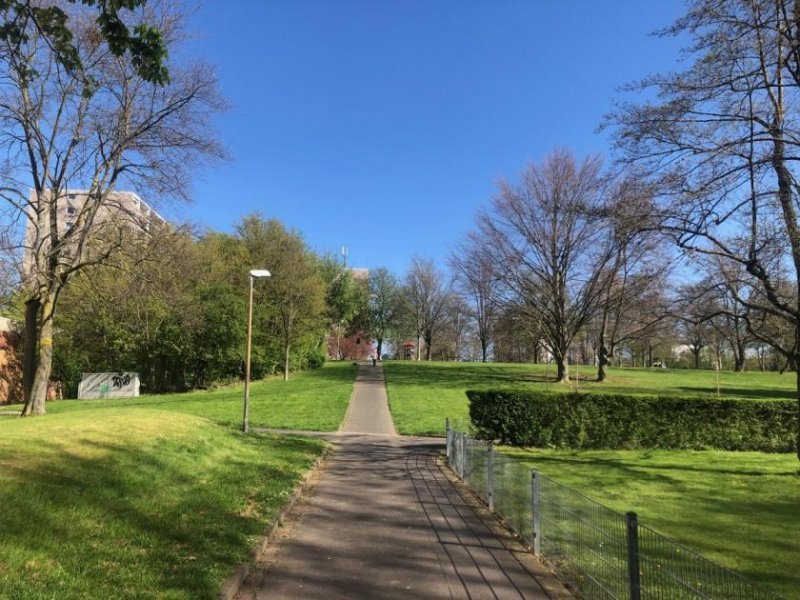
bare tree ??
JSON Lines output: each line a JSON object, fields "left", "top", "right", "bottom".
{"left": 479, "top": 150, "right": 616, "bottom": 382}
{"left": 449, "top": 232, "right": 498, "bottom": 362}
{"left": 404, "top": 256, "right": 450, "bottom": 361}
{"left": 437, "top": 293, "right": 471, "bottom": 360}
{"left": 368, "top": 267, "right": 402, "bottom": 360}
{"left": 492, "top": 301, "right": 545, "bottom": 363}
{"left": 2, "top": 4, "right": 225, "bottom": 415}
{"left": 695, "top": 259, "right": 757, "bottom": 372}
{"left": 594, "top": 179, "right": 670, "bottom": 380}
{"left": 606, "top": 0, "right": 800, "bottom": 456}
{"left": 675, "top": 281, "right": 729, "bottom": 369}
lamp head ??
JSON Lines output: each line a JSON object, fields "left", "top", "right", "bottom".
{"left": 249, "top": 269, "right": 271, "bottom": 278}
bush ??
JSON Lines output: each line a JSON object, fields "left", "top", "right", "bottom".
{"left": 467, "top": 390, "right": 797, "bottom": 452}
{"left": 306, "top": 352, "right": 326, "bottom": 369}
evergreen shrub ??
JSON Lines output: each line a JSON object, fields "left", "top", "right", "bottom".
{"left": 467, "top": 389, "right": 796, "bottom": 452}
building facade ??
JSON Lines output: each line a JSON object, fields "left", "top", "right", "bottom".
{"left": 23, "top": 189, "right": 165, "bottom": 276}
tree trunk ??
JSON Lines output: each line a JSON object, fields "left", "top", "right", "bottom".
{"left": 376, "top": 338, "right": 383, "bottom": 360}
{"left": 22, "top": 294, "right": 56, "bottom": 416}
{"left": 597, "top": 346, "right": 609, "bottom": 382}
{"left": 597, "top": 309, "right": 609, "bottom": 382}
{"left": 283, "top": 340, "right": 290, "bottom": 381}
{"left": 22, "top": 297, "right": 39, "bottom": 407}
{"left": 480, "top": 337, "right": 488, "bottom": 363}
{"left": 692, "top": 348, "right": 700, "bottom": 369}
{"left": 796, "top": 359, "right": 800, "bottom": 460}
{"left": 555, "top": 351, "right": 569, "bottom": 383}
{"left": 733, "top": 340, "right": 746, "bottom": 372}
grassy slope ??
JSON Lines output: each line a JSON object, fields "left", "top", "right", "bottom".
{"left": 384, "top": 361, "right": 797, "bottom": 436}
{"left": 0, "top": 409, "right": 326, "bottom": 600}
{"left": 503, "top": 447, "right": 800, "bottom": 599}
{"left": 0, "top": 362, "right": 357, "bottom": 598}
{"left": 4, "top": 361, "right": 357, "bottom": 431}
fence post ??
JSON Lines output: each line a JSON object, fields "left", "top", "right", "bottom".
{"left": 458, "top": 433, "right": 467, "bottom": 481}
{"left": 626, "top": 512, "right": 642, "bottom": 600}
{"left": 460, "top": 433, "right": 466, "bottom": 480}
{"left": 445, "top": 418, "right": 450, "bottom": 462}
{"left": 487, "top": 442, "right": 494, "bottom": 512}
{"left": 531, "top": 469, "right": 541, "bottom": 556}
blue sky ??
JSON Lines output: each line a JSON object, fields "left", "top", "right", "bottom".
{"left": 178, "top": 1, "right": 686, "bottom": 275}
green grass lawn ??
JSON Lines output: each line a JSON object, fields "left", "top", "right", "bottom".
{"left": 0, "top": 409, "right": 327, "bottom": 600}
{"left": 384, "top": 360, "right": 797, "bottom": 436}
{"left": 4, "top": 361, "right": 357, "bottom": 432}
{"left": 502, "top": 447, "right": 800, "bottom": 599}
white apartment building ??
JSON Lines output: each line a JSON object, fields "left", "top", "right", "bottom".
{"left": 23, "top": 189, "right": 166, "bottom": 275}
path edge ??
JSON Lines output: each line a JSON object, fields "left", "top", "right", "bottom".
{"left": 438, "top": 455, "right": 576, "bottom": 600}
{"left": 217, "top": 443, "right": 334, "bottom": 600}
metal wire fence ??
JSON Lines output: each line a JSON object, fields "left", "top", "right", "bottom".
{"left": 445, "top": 421, "right": 785, "bottom": 600}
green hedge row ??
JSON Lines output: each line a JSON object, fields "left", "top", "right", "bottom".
{"left": 466, "top": 389, "right": 797, "bottom": 452}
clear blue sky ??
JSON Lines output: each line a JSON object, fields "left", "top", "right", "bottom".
{"left": 177, "top": 1, "right": 686, "bottom": 275}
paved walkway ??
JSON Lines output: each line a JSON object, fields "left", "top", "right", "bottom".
{"left": 236, "top": 363, "right": 571, "bottom": 600}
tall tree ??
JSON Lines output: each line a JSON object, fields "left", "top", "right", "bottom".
{"left": 449, "top": 232, "right": 498, "bottom": 362}
{"left": 606, "top": 0, "right": 800, "bottom": 456}
{"left": 675, "top": 284, "right": 714, "bottom": 369}
{"left": 437, "top": 293, "right": 472, "bottom": 360}
{"left": 492, "top": 301, "right": 545, "bottom": 363}
{"left": 4, "top": 2, "right": 224, "bottom": 415}
{"left": 479, "top": 150, "right": 616, "bottom": 382}
{"left": 595, "top": 179, "right": 669, "bottom": 381}
{"left": 238, "top": 215, "right": 326, "bottom": 381}
{"left": 368, "top": 267, "right": 401, "bottom": 360}
{"left": 404, "top": 256, "right": 450, "bottom": 361}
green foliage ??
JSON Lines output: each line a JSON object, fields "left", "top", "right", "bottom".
{"left": 0, "top": 0, "right": 169, "bottom": 84}
{"left": 306, "top": 351, "right": 326, "bottom": 369}
{"left": 50, "top": 214, "right": 344, "bottom": 395}
{"left": 468, "top": 389, "right": 797, "bottom": 451}
{"left": 238, "top": 215, "right": 328, "bottom": 380}
{"left": 52, "top": 230, "right": 203, "bottom": 394}
{"left": 320, "top": 255, "right": 370, "bottom": 333}
{"left": 187, "top": 283, "right": 247, "bottom": 387}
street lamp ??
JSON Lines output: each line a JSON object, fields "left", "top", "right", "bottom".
{"left": 243, "top": 268, "right": 271, "bottom": 433}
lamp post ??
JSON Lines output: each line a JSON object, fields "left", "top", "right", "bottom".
{"left": 243, "top": 269, "right": 271, "bottom": 433}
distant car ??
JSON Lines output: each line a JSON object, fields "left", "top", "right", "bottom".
{"left": 651, "top": 361, "right": 667, "bottom": 369}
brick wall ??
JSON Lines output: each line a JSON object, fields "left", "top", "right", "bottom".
{"left": 0, "top": 329, "right": 22, "bottom": 405}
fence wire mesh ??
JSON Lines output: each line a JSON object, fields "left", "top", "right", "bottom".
{"left": 637, "top": 523, "right": 783, "bottom": 600}
{"left": 537, "top": 475, "right": 629, "bottom": 599}
{"left": 445, "top": 422, "right": 785, "bottom": 600}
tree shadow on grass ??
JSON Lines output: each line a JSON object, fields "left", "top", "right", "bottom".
{"left": 676, "top": 386, "right": 795, "bottom": 400}
{"left": 0, "top": 431, "right": 320, "bottom": 599}
{"left": 514, "top": 452, "right": 799, "bottom": 478}
{"left": 385, "top": 362, "right": 531, "bottom": 389}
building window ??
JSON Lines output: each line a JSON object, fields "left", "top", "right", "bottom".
{"left": 68, "top": 193, "right": 76, "bottom": 200}
{"left": 66, "top": 207, "right": 76, "bottom": 215}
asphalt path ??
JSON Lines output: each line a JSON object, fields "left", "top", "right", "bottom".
{"left": 237, "top": 363, "right": 572, "bottom": 600}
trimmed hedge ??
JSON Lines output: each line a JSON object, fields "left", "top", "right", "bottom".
{"left": 467, "top": 389, "right": 797, "bottom": 452}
